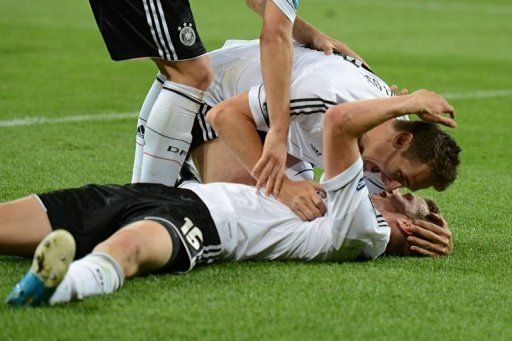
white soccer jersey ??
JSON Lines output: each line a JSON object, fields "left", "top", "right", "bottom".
{"left": 272, "top": 0, "right": 299, "bottom": 22}
{"left": 204, "top": 40, "right": 396, "bottom": 169}
{"left": 182, "top": 157, "right": 390, "bottom": 262}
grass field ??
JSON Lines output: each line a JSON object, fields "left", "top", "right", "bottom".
{"left": 1, "top": 0, "right": 512, "bottom": 339}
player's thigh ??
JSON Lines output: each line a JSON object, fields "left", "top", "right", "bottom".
{"left": 154, "top": 56, "right": 213, "bottom": 90}
{"left": 0, "top": 196, "right": 52, "bottom": 256}
{"left": 94, "top": 220, "right": 173, "bottom": 277}
{"left": 191, "top": 139, "right": 255, "bottom": 185}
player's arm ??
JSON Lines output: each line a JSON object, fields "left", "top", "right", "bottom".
{"left": 208, "top": 93, "right": 326, "bottom": 221}
{"left": 251, "top": 0, "right": 294, "bottom": 197}
{"left": 323, "top": 89, "right": 456, "bottom": 179}
{"left": 245, "top": 0, "right": 368, "bottom": 65}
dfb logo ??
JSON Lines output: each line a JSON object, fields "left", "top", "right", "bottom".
{"left": 167, "top": 145, "right": 188, "bottom": 156}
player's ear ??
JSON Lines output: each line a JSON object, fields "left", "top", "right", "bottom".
{"left": 397, "top": 218, "right": 413, "bottom": 236}
{"left": 392, "top": 132, "right": 413, "bottom": 151}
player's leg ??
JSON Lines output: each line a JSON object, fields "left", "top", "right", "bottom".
{"left": 134, "top": 0, "right": 214, "bottom": 185}
{"left": 94, "top": 220, "right": 173, "bottom": 277}
{"left": 141, "top": 56, "right": 213, "bottom": 185}
{"left": 88, "top": 0, "right": 211, "bottom": 185}
{"left": 192, "top": 139, "right": 255, "bottom": 185}
{"left": 132, "top": 72, "right": 167, "bottom": 183}
{"left": 49, "top": 220, "right": 173, "bottom": 305}
{"left": 0, "top": 196, "right": 52, "bottom": 257}
{"left": 8, "top": 220, "right": 174, "bottom": 306}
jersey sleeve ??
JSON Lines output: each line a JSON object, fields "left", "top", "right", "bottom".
{"left": 272, "top": 0, "right": 299, "bottom": 22}
{"left": 319, "top": 158, "right": 390, "bottom": 260}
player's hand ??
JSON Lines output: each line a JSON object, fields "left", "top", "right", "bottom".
{"left": 309, "top": 32, "right": 370, "bottom": 69}
{"left": 252, "top": 129, "right": 288, "bottom": 196}
{"left": 277, "top": 177, "right": 326, "bottom": 221}
{"left": 390, "top": 84, "right": 409, "bottom": 96}
{"left": 408, "top": 89, "right": 457, "bottom": 128}
{"left": 407, "top": 213, "right": 453, "bottom": 257}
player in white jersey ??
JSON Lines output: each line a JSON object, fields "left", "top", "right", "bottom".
{"left": 4, "top": 89, "right": 453, "bottom": 307}
{"left": 186, "top": 40, "right": 460, "bottom": 219}
{"left": 192, "top": 40, "right": 389, "bottom": 181}
{"left": 118, "top": 0, "right": 366, "bottom": 188}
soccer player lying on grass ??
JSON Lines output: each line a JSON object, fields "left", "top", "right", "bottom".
{"left": 3, "top": 90, "right": 453, "bottom": 307}
{"left": 184, "top": 40, "right": 460, "bottom": 218}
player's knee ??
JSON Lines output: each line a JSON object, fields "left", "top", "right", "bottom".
{"left": 187, "top": 62, "right": 213, "bottom": 91}
{"left": 94, "top": 230, "right": 144, "bottom": 277}
{"left": 157, "top": 58, "right": 213, "bottom": 91}
{"left": 206, "top": 104, "right": 229, "bottom": 130}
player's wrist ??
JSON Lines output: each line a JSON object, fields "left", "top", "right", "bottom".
{"left": 394, "top": 94, "right": 416, "bottom": 117}
{"left": 268, "top": 127, "right": 289, "bottom": 142}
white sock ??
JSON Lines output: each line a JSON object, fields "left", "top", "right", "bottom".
{"left": 49, "top": 252, "right": 125, "bottom": 305}
{"left": 141, "top": 81, "right": 204, "bottom": 186}
{"left": 132, "top": 73, "right": 167, "bottom": 183}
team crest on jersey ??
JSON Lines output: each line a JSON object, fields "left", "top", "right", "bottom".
{"left": 356, "top": 177, "right": 366, "bottom": 191}
{"left": 178, "top": 23, "right": 196, "bottom": 46}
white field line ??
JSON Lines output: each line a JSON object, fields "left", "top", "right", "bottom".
{"left": 317, "top": 0, "right": 512, "bottom": 16}
{"left": 443, "top": 89, "right": 512, "bottom": 100}
{"left": 0, "top": 112, "right": 136, "bottom": 128}
{"left": 0, "top": 88, "right": 511, "bottom": 129}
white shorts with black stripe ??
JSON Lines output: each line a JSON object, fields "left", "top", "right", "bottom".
{"left": 190, "top": 103, "right": 217, "bottom": 151}
{"left": 89, "top": 0, "right": 206, "bottom": 61}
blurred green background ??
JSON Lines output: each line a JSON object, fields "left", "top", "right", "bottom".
{"left": 1, "top": 0, "right": 511, "bottom": 339}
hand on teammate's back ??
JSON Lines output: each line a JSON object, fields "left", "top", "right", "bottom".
{"left": 276, "top": 177, "right": 326, "bottom": 221}
{"left": 309, "top": 31, "right": 369, "bottom": 69}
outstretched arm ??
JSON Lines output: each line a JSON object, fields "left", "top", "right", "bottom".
{"left": 323, "top": 89, "right": 456, "bottom": 179}
{"left": 251, "top": 0, "right": 293, "bottom": 197}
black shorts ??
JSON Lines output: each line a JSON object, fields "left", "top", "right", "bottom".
{"left": 89, "top": 0, "right": 207, "bottom": 61}
{"left": 36, "top": 183, "right": 220, "bottom": 273}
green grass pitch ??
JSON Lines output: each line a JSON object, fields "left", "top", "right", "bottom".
{"left": 1, "top": 0, "right": 512, "bottom": 339}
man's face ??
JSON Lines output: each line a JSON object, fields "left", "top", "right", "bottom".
{"left": 371, "top": 192, "right": 430, "bottom": 256}
{"left": 370, "top": 191, "right": 430, "bottom": 219}
{"left": 364, "top": 151, "right": 433, "bottom": 192}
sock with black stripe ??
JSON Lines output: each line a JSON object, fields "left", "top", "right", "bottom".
{"left": 131, "top": 72, "right": 167, "bottom": 183}
{"left": 141, "top": 81, "right": 204, "bottom": 186}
